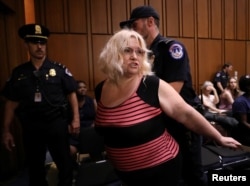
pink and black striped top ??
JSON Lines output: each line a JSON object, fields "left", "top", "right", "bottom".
{"left": 95, "top": 75, "right": 179, "bottom": 172}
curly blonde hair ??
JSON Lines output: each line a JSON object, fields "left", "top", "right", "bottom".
{"left": 98, "top": 29, "right": 153, "bottom": 82}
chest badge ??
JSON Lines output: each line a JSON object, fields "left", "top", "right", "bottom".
{"left": 49, "top": 69, "right": 56, "bottom": 76}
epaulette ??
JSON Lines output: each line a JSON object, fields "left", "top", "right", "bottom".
{"left": 52, "top": 61, "right": 66, "bottom": 69}
{"left": 158, "top": 38, "right": 174, "bottom": 46}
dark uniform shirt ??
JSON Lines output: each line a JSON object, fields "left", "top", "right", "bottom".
{"left": 213, "top": 70, "right": 229, "bottom": 94}
{"left": 2, "top": 58, "right": 77, "bottom": 124}
{"left": 149, "top": 35, "right": 206, "bottom": 186}
{"left": 150, "top": 34, "right": 199, "bottom": 106}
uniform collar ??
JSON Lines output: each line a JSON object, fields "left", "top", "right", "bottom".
{"left": 149, "top": 34, "right": 162, "bottom": 50}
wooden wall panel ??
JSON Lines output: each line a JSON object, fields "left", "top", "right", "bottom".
{"left": 197, "top": 0, "right": 209, "bottom": 38}
{"left": 43, "top": 0, "right": 65, "bottom": 32}
{"left": 47, "top": 34, "right": 89, "bottom": 82}
{"left": 247, "top": 41, "right": 250, "bottom": 73}
{"left": 225, "top": 0, "right": 235, "bottom": 39}
{"left": 3, "top": 0, "right": 250, "bottom": 96}
{"left": 249, "top": 1, "right": 250, "bottom": 40}
{"left": 166, "top": 0, "right": 179, "bottom": 37}
{"left": 130, "top": 0, "right": 145, "bottom": 9}
{"left": 0, "top": 13, "right": 8, "bottom": 90}
{"left": 236, "top": 0, "right": 247, "bottom": 40}
{"left": 198, "top": 39, "right": 222, "bottom": 84}
{"left": 111, "top": 0, "right": 127, "bottom": 32}
{"left": 211, "top": 0, "right": 222, "bottom": 39}
{"left": 90, "top": 0, "right": 108, "bottom": 33}
{"left": 182, "top": 0, "right": 195, "bottom": 37}
{"left": 92, "top": 35, "right": 111, "bottom": 86}
{"left": 68, "top": 0, "right": 87, "bottom": 33}
{"left": 225, "top": 40, "right": 246, "bottom": 77}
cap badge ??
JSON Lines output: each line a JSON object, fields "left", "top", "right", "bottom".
{"left": 49, "top": 69, "right": 56, "bottom": 76}
{"left": 35, "top": 25, "right": 42, "bottom": 34}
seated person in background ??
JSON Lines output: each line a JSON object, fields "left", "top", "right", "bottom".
{"left": 213, "top": 63, "right": 233, "bottom": 95}
{"left": 199, "top": 81, "right": 238, "bottom": 129}
{"left": 69, "top": 80, "right": 97, "bottom": 163}
{"left": 218, "top": 77, "right": 242, "bottom": 115}
{"left": 200, "top": 81, "right": 227, "bottom": 114}
{"left": 232, "top": 75, "right": 250, "bottom": 146}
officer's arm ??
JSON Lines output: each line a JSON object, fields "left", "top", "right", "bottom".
{"left": 216, "top": 82, "right": 224, "bottom": 93}
{"left": 168, "top": 81, "right": 184, "bottom": 93}
{"left": 67, "top": 92, "right": 80, "bottom": 133}
{"left": 2, "top": 100, "right": 19, "bottom": 151}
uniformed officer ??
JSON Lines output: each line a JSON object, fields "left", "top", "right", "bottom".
{"left": 213, "top": 63, "right": 233, "bottom": 95}
{"left": 1, "top": 24, "right": 80, "bottom": 186}
{"left": 120, "top": 6, "right": 207, "bottom": 186}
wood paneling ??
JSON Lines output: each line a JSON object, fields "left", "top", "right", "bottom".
{"left": 0, "top": 13, "right": 8, "bottom": 90}
{"left": 111, "top": 0, "right": 127, "bottom": 32}
{"left": 68, "top": 0, "right": 87, "bottom": 33}
{"left": 92, "top": 35, "right": 111, "bottom": 86}
{"left": 236, "top": 0, "right": 247, "bottom": 40}
{"left": 198, "top": 39, "right": 222, "bottom": 84}
{"left": 197, "top": 0, "right": 209, "bottom": 38}
{"left": 44, "top": 0, "right": 65, "bottom": 32}
{"left": 211, "top": 0, "right": 222, "bottom": 39}
{"left": 247, "top": 41, "right": 250, "bottom": 73}
{"left": 225, "top": 40, "right": 246, "bottom": 77}
{"left": 182, "top": 0, "right": 195, "bottom": 37}
{"left": 2, "top": 0, "right": 250, "bottom": 96}
{"left": 90, "top": 0, "right": 108, "bottom": 33}
{"left": 225, "top": 0, "right": 235, "bottom": 39}
{"left": 166, "top": 0, "right": 179, "bottom": 37}
{"left": 47, "top": 34, "right": 89, "bottom": 82}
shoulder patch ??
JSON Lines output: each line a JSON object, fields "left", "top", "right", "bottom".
{"left": 65, "top": 68, "right": 73, "bottom": 76}
{"left": 169, "top": 43, "right": 183, "bottom": 59}
{"left": 216, "top": 72, "right": 221, "bottom": 77}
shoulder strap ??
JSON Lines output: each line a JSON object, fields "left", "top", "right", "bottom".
{"left": 94, "top": 80, "right": 105, "bottom": 102}
{"left": 158, "top": 38, "right": 174, "bottom": 46}
{"left": 137, "top": 75, "right": 160, "bottom": 107}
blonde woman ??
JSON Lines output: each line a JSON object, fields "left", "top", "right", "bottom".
{"left": 94, "top": 29, "right": 241, "bottom": 186}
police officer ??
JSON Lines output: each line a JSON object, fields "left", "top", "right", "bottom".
{"left": 213, "top": 63, "right": 233, "bottom": 95}
{"left": 120, "top": 6, "right": 207, "bottom": 186}
{"left": 1, "top": 24, "right": 80, "bottom": 186}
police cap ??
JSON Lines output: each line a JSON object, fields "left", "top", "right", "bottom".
{"left": 18, "top": 24, "right": 50, "bottom": 43}
{"left": 119, "top": 6, "right": 159, "bottom": 28}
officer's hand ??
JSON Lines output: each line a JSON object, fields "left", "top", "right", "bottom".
{"left": 2, "top": 131, "right": 15, "bottom": 152}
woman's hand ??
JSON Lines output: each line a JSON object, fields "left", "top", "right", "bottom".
{"left": 217, "top": 136, "right": 242, "bottom": 149}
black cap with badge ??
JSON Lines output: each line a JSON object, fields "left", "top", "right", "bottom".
{"left": 18, "top": 24, "right": 50, "bottom": 44}
{"left": 119, "top": 6, "right": 159, "bottom": 29}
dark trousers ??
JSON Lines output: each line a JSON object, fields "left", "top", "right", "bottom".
{"left": 22, "top": 117, "right": 73, "bottom": 186}
{"left": 165, "top": 119, "right": 207, "bottom": 186}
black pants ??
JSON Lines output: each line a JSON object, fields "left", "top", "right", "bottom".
{"left": 22, "top": 117, "right": 73, "bottom": 186}
{"left": 165, "top": 119, "right": 207, "bottom": 186}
